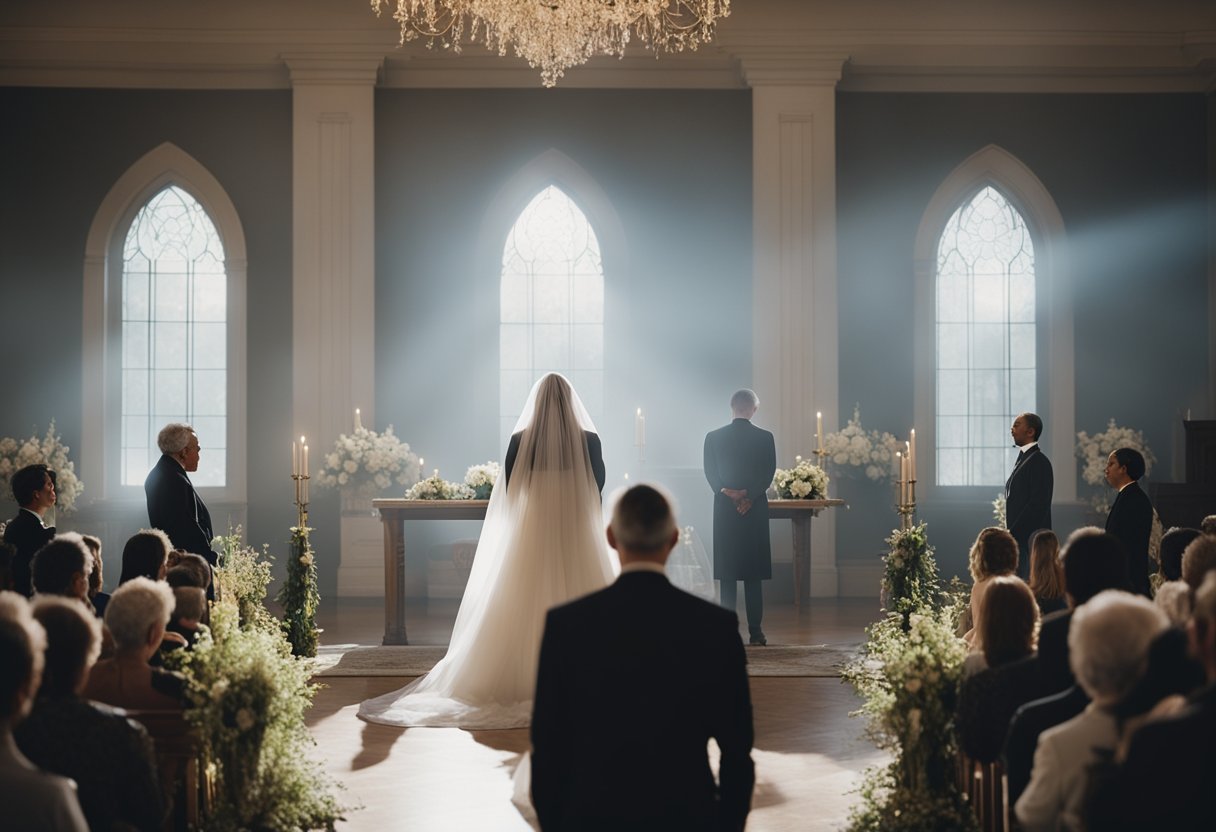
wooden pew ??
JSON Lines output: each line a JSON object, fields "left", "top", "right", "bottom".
{"left": 124, "top": 709, "right": 210, "bottom": 831}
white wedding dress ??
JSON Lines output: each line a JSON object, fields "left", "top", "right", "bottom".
{"left": 358, "top": 374, "right": 615, "bottom": 729}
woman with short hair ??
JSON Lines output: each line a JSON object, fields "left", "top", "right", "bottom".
{"left": 83, "top": 578, "right": 183, "bottom": 710}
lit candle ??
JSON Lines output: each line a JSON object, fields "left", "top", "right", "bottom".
{"left": 903, "top": 453, "right": 910, "bottom": 505}
{"left": 909, "top": 428, "right": 916, "bottom": 481}
{"left": 302, "top": 443, "right": 309, "bottom": 503}
{"left": 635, "top": 408, "right": 646, "bottom": 447}
{"left": 896, "top": 451, "right": 905, "bottom": 504}
{"left": 816, "top": 411, "right": 824, "bottom": 454}
{"left": 355, "top": 407, "right": 362, "bottom": 431}
{"left": 433, "top": 468, "right": 439, "bottom": 479}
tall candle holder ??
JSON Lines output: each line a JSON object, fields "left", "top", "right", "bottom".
{"left": 292, "top": 472, "right": 310, "bottom": 528}
{"left": 896, "top": 477, "right": 918, "bottom": 530}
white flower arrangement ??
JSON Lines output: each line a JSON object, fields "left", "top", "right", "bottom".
{"left": 0, "top": 421, "right": 84, "bottom": 514}
{"left": 405, "top": 472, "right": 475, "bottom": 501}
{"left": 821, "top": 405, "right": 901, "bottom": 484}
{"left": 773, "top": 456, "right": 830, "bottom": 500}
{"left": 992, "top": 493, "right": 1006, "bottom": 529}
{"left": 315, "top": 424, "right": 421, "bottom": 495}
{"left": 464, "top": 461, "right": 502, "bottom": 500}
{"left": 1075, "top": 418, "right": 1157, "bottom": 513}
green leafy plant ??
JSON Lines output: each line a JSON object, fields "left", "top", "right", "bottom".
{"left": 278, "top": 526, "right": 321, "bottom": 658}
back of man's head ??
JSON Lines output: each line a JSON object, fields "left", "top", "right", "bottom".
{"left": 730, "top": 389, "right": 758, "bottom": 417}
{"left": 1201, "top": 515, "right": 1216, "bottom": 536}
{"left": 31, "top": 533, "right": 92, "bottom": 598}
{"left": 1061, "top": 527, "right": 1129, "bottom": 606}
{"left": 609, "top": 485, "right": 678, "bottom": 558}
{"left": 0, "top": 592, "right": 46, "bottom": 721}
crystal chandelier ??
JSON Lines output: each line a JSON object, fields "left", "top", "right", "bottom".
{"left": 371, "top": 0, "right": 732, "bottom": 87}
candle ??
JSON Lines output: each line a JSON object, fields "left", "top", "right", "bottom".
{"left": 909, "top": 428, "right": 916, "bottom": 480}
{"left": 419, "top": 457, "right": 424, "bottom": 469}
{"left": 355, "top": 407, "right": 362, "bottom": 431}
{"left": 433, "top": 468, "right": 439, "bottom": 479}
{"left": 635, "top": 408, "right": 646, "bottom": 447}
{"left": 302, "top": 444, "right": 309, "bottom": 503}
{"left": 816, "top": 411, "right": 824, "bottom": 454}
{"left": 896, "top": 451, "right": 905, "bottom": 504}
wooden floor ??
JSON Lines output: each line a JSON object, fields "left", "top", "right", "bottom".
{"left": 307, "top": 597, "right": 887, "bottom": 831}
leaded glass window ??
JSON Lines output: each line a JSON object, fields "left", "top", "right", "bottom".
{"left": 500, "top": 185, "right": 604, "bottom": 451}
{"left": 936, "top": 185, "right": 1035, "bottom": 486}
{"left": 121, "top": 185, "right": 227, "bottom": 487}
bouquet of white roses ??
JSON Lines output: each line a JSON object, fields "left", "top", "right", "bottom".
{"left": 0, "top": 420, "right": 84, "bottom": 514}
{"left": 405, "top": 472, "right": 475, "bottom": 501}
{"left": 773, "top": 455, "right": 830, "bottom": 500}
{"left": 316, "top": 424, "right": 421, "bottom": 495}
{"left": 822, "top": 405, "right": 902, "bottom": 484}
{"left": 464, "top": 461, "right": 502, "bottom": 500}
{"left": 1075, "top": 419, "right": 1156, "bottom": 513}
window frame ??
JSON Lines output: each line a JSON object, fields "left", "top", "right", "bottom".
{"left": 83, "top": 143, "right": 247, "bottom": 505}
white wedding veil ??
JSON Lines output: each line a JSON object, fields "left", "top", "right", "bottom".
{"left": 359, "top": 373, "right": 614, "bottom": 728}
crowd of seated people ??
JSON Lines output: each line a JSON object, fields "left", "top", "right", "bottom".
{"left": 955, "top": 514, "right": 1216, "bottom": 831}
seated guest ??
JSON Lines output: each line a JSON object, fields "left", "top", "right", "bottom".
{"left": 15, "top": 596, "right": 163, "bottom": 832}
{"left": 83, "top": 578, "right": 184, "bottom": 711}
{"left": 1086, "top": 571, "right": 1216, "bottom": 831}
{"left": 1181, "top": 533, "right": 1216, "bottom": 592}
{"left": 1154, "top": 579, "right": 1193, "bottom": 626}
{"left": 956, "top": 576, "right": 1043, "bottom": 761}
{"left": 1015, "top": 591, "right": 1167, "bottom": 832}
{"left": 963, "top": 527, "right": 1020, "bottom": 653}
{"left": 31, "top": 533, "right": 93, "bottom": 606}
{"left": 1160, "top": 527, "right": 1201, "bottom": 584}
{"left": 0, "top": 541, "right": 16, "bottom": 592}
{"left": 165, "top": 586, "right": 206, "bottom": 650}
{"left": 0, "top": 592, "right": 88, "bottom": 831}
{"left": 80, "top": 534, "right": 110, "bottom": 618}
{"left": 1201, "top": 514, "right": 1216, "bottom": 536}
{"left": 3, "top": 463, "right": 58, "bottom": 596}
{"left": 1028, "top": 529, "right": 1067, "bottom": 616}
{"left": 166, "top": 550, "right": 212, "bottom": 593}
{"left": 118, "top": 528, "right": 171, "bottom": 585}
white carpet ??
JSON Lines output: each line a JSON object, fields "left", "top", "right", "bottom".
{"left": 310, "top": 642, "right": 860, "bottom": 678}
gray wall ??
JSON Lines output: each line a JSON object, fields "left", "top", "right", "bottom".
{"left": 0, "top": 88, "right": 294, "bottom": 586}
{"left": 836, "top": 92, "right": 1211, "bottom": 578}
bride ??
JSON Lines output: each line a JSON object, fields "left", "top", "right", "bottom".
{"left": 358, "top": 373, "right": 615, "bottom": 728}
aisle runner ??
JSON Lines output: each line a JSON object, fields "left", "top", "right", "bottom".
{"left": 311, "top": 642, "right": 860, "bottom": 678}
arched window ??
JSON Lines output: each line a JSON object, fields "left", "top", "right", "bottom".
{"left": 935, "top": 185, "right": 1035, "bottom": 486}
{"left": 499, "top": 185, "right": 604, "bottom": 450}
{"left": 120, "top": 186, "right": 227, "bottom": 486}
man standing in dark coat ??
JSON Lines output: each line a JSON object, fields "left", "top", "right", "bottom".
{"left": 704, "top": 389, "right": 777, "bottom": 646}
{"left": 144, "top": 423, "right": 218, "bottom": 568}
{"left": 1103, "top": 447, "right": 1154, "bottom": 597}
{"left": 1005, "top": 412, "right": 1053, "bottom": 579}
{"left": 3, "top": 464, "right": 58, "bottom": 596}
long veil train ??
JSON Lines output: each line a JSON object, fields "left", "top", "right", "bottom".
{"left": 358, "top": 374, "right": 615, "bottom": 729}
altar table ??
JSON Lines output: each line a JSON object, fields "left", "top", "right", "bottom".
{"left": 768, "top": 499, "right": 846, "bottom": 608}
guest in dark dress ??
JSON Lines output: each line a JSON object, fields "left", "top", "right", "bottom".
{"left": 80, "top": 534, "right": 110, "bottom": 619}
{"left": 15, "top": 596, "right": 163, "bottom": 832}
{"left": 3, "top": 463, "right": 58, "bottom": 596}
{"left": 1028, "top": 529, "right": 1067, "bottom": 616}
{"left": 956, "top": 576, "right": 1043, "bottom": 761}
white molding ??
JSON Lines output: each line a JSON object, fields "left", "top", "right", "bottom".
{"left": 82, "top": 142, "right": 248, "bottom": 505}
{"left": 912, "top": 144, "right": 1076, "bottom": 503}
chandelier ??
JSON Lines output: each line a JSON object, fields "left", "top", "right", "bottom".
{"left": 370, "top": 0, "right": 732, "bottom": 87}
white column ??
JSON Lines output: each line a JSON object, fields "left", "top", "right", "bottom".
{"left": 287, "top": 55, "right": 381, "bottom": 594}
{"left": 742, "top": 54, "right": 846, "bottom": 597}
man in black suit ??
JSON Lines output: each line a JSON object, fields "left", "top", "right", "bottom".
{"left": 531, "top": 485, "right": 755, "bottom": 832}
{"left": 144, "top": 423, "right": 218, "bottom": 567}
{"left": 1103, "top": 447, "right": 1154, "bottom": 596}
{"left": 704, "top": 389, "right": 778, "bottom": 646}
{"left": 3, "top": 464, "right": 58, "bottom": 596}
{"left": 1005, "top": 412, "right": 1053, "bottom": 579}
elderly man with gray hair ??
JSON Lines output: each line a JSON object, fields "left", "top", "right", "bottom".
{"left": 531, "top": 484, "right": 755, "bottom": 832}
{"left": 144, "top": 423, "right": 218, "bottom": 570}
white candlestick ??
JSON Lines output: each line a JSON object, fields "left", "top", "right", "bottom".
{"left": 816, "top": 411, "right": 824, "bottom": 454}
{"left": 635, "top": 408, "right": 645, "bottom": 447}
{"left": 355, "top": 407, "right": 362, "bottom": 431}
{"left": 302, "top": 444, "right": 309, "bottom": 503}
{"left": 896, "top": 452, "right": 905, "bottom": 504}
{"left": 909, "top": 428, "right": 916, "bottom": 480}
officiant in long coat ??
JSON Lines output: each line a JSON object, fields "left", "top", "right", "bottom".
{"left": 704, "top": 389, "right": 777, "bottom": 646}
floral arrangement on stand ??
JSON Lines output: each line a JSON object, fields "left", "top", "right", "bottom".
{"left": 772, "top": 456, "right": 830, "bottom": 499}
{"left": 842, "top": 522, "right": 976, "bottom": 832}
{"left": 822, "top": 405, "right": 902, "bottom": 484}
{"left": 212, "top": 529, "right": 278, "bottom": 635}
{"left": 0, "top": 420, "right": 84, "bottom": 514}
{"left": 463, "top": 461, "right": 501, "bottom": 499}
{"left": 1075, "top": 419, "right": 1157, "bottom": 515}
{"left": 405, "top": 470, "right": 475, "bottom": 501}
{"left": 277, "top": 525, "right": 320, "bottom": 658}
{"left": 316, "top": 423, "right": 422, "bottom": 495}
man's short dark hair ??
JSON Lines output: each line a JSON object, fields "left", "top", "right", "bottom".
{"left": 1160, "top": 527, "right": 1202, "bottom": 583}
{"left": 1112, "top": 448, "right": 1146, "bottom": 481}
{"left": 1061, "top": 528, "right": 1130, "bottom": 604}
{"left": 31, "top": 534, "right": 91, "bottom": 596}
{"left": 610, "top": 485, "right": 677, "bottom": 553}
{"left": 1021, "top": 413, "right": 1043, "bottom": 441}
{"left": 165, "top": 553, "right": 211, "bottom": 590}
{"left": 11, "top": 464, "right": 52, "bottom": 506}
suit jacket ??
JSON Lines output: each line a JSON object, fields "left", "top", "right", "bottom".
{"left": 503, "top": 430, "right": 605, "bottom": 494}
{"left": 1105, "top": 481, "right": 1153, "bottom": 597}
{"left": 3, "top": 508, "right": 56, "bottom": 596}
{"left": 1005, "top": 444, "right": 1053, "bottom": 577}
{"left": 144, "top": 454, "right": 217, "bottom": 565}
{"left": 1003, "top": 684, "right": 1090, "bottom": 805}
{"left": 704, "top": 419, "right": 777, "bottom": 581}
{"left": 1036, "top": 608, "right": 1076, "bottom": 696}
{"left": 1014, "top": 703, "right": 1119, "bottom": 832}
{"left": 531, "top": 570, "right": 755, "bottom": 832}
{"left": 956, "top": 653, "right": 1047, "bottom": 763}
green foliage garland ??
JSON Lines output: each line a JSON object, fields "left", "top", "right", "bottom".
{"left": 880, "top": 523, "right": 940, "bottom": 626}
{"left": 278, "top": 526, "right": 321, "bottom": 658}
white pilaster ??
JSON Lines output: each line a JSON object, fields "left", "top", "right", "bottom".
{"left": 742, "top": 54, "right": 846, "bottom": 597}
{"left": 287, "top": 55, "right": 381, "bottom": 595}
